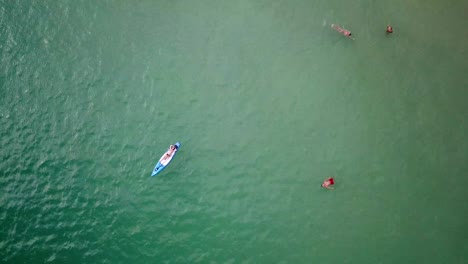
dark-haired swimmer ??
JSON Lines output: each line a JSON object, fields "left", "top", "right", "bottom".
{"left": 321, "top": 177, "right": 335, "bottom": 190}
{"left": 387, "top": 25, "right": 393, "bottom": 33}
{"left": 331, "top": 24, "right": 353, "bottom": 39}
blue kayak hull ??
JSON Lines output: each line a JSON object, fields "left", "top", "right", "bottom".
{"left": 151, "top": 142, "right": 181, "bottom": 176}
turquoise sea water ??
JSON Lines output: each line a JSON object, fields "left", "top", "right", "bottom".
{"left": 1, "top": 0, "right": 467, "bottom": 263}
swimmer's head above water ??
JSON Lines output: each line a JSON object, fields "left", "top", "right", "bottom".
{"left": 387, "top": 25, "right": 393, "bottom": 33}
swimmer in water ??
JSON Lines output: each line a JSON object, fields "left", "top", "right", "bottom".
{"left": 331, "top": 24, "right": 353, "bottom": 39}
{"left": 321, "top": 177, "right": 335, "bottom": 190}
{"left": 386, "top": 25, "right": 393, "bottom": 33}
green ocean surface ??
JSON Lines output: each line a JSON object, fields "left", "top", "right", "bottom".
{"left": 1, "top": 0, "right": 467, "bottom": 263}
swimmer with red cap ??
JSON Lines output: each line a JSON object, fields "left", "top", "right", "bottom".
{"left": 321, "top": 177, "right": 335, "bottom": 190}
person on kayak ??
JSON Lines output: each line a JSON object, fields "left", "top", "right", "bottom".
{"left": 161, "top": 145, "right": 178, "bottom": 161}
{"left": 321, "top": 177, "right": 335, "bottom": 190}
{"left": 331, "top": 24, "right": 352, "bottom": 38}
